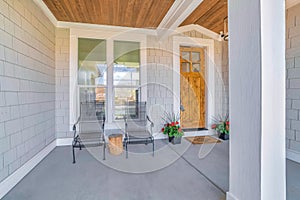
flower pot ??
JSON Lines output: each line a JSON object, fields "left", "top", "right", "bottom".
{"left": 168, "top": 136, "right": 174, "bottom": 142}
{"left": 219, "top": 133, "right": 229, "bottom": 140}
{"left": 169, "top": 136, "right": 182, "bottom": 144}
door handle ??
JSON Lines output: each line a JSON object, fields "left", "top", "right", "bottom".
{"left": 180, "top": 104, "right": 185, "bottom": 112}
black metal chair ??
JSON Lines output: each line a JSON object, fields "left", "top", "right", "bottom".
{"left": 72, "top": 101, "right": 106, "bottom": 163}
{"left": 124, "top": 102, "right": 154, "bottom": 158}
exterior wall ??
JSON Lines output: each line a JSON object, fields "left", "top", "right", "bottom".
{"left": 146, "top": 31, "right": 229, "bottom": 133}
{"left": 214, "top": 41, "right": 229, "bottom": 116}
{"left": 49, "top": 27, "right": 228, "bottom": 138}
{"left": 146, "top": 36, "right": 174, "bottom": 133}
{"left": 221, "top": 42, "right": 229, "bottom": 115}
{"left": 0, "top": 0, "right": 55, "bottom": 182}
{"left": 286, "top": 3, "right": 300, "bottom": 157}
{"left": 55, "top": 28, "right": 71, "bottom": 138}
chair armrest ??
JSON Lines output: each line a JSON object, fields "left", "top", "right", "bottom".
{"left": 73, "top": 117, "right": 80, "bottom": 139}
{"left": 146, "top": 115, "right": 154, "bottom": 127}
{"left": 73, "top": 117, "right": 80, "bottom": 131}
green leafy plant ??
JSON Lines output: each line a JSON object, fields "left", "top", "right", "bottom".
{"left": 211, "top": 114, "right": 230, "bottom": 135}
{"left": 161, "top": 112, "right": 184, "bottom": 137}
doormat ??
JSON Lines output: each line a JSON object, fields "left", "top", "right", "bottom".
{"left": 185, "top": 136, "right": 221, "bottom": 144}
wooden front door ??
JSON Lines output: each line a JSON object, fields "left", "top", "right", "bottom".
{"left": 180, "top": 47, "right": 206, "bottom": 128}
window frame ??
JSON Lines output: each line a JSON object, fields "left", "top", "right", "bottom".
{"left": 69, "top": 28, "right": 147, "bottom": 129}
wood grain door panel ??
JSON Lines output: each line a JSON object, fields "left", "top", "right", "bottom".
{"left": 180, "top": 47, "right": 206, "bottom": 128}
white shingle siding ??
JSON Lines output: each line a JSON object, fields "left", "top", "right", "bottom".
{"left": 55, "top": 28, "right": 70, "bottom": 138}
{"left": 0, "top": 0, "right": 55, "bottom": 182}
{"left": 286, "top": 3, "right": 300, "bottom": 154}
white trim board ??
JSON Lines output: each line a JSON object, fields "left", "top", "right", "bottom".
{"left": 175, "top": 24, "right": 221, "bottom": 41}
{"left": 56, "top": 138, "right": 73, "bottom": 146}
{"left": 157, "top": 0, "right": 203, "bottom": 40}
{"left": 32, "top": 0, "right": 57, "bottom": 26}
{"left": 226, "top": 192, "right": 239, "bottom": 200}
{"left": 287, "top": 149, "right": 300, "bottom": 163}
{"left": 0, "top": 140, "right": 56, "bottom": 199}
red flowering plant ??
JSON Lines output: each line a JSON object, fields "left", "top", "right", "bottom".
{"left": 161, "top": 112, "right": 184, "bottom": 137}
{"left": 211, "top": 114, "right": 230, "bottom": 135}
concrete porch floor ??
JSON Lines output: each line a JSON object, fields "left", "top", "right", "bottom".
{"left": 2, "top": 139, "right": 299, "bottom": 200}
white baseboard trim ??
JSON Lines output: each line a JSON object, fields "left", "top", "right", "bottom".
{"left": 287, "top": 149, "right": 300, "bottom": 163}
{"left": 0, "top": 140, "right": 56, "bottom": 199}
{"left": 56, "top": 138, "right": 73, "bottom": 146}
{"left": 226, "top": 192, "right": 239, "bottom": 200}
{"left": 56, "top": 130, "right": 214, "bottom": 146}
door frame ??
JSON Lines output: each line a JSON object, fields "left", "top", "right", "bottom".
{"left": 173, "top": 36, "right": 215, "bottom": 128}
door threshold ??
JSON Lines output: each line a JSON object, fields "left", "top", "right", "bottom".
{"left": 182, "top": 128, "right": 208, "bottom": 132}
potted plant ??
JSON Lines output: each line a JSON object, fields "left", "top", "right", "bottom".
{"left": 211, "top": 114, "right": 230, "bottom": 140}
{"left": 161, "top": 112, "right": 184, "bottom": 144}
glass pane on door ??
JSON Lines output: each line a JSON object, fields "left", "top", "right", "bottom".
{"left": 192, "top": 63, "right": 200, "bottom": 72}
{"left": 192, "top": 52, "right": 200, "bottom": 62}
{"left": 181, "top": 51, "right": 189, "bottom": 61}
{"left": 181, "top": 62, "right": 190, "bottom": 72}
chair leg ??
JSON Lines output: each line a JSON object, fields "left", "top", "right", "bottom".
{"left": 125, "top": 142, "right": 128, "bottom": 159}
{"left": 152, "top": 140, "right": 154, "bottom": 157}
{"left": 72, "top": 145, "right": 76, "bottom": 164}
{"left": 103, "top": 142, "right": 106, "bottom": 160}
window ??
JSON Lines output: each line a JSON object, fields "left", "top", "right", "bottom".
{"left": 77, "top": 38, "right": 107, "bottom": 119}
{"left": 113, "top": 41, "right": 140, "bottom": 120}
{"left": 77, "top": 38, "right": 141, "bottom": 121}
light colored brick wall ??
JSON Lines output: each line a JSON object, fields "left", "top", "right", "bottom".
{"left": 55, "top": 28, "right": 70, "bottom": 138}
{"left": 286, "top": 3, "right": 300, "bottom": 153}
{"left": 0, "top": 0, "right": 55, "bottom": 182}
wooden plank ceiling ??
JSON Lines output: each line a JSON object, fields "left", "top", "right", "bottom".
{"left": 43, "top": 0, "right": 174, "bottom": 28}
{"left": 181, "top": 0, "right": 228, "bottom": 33}
{"left": 43, "top": 0, "right": 228, "bottom": 33}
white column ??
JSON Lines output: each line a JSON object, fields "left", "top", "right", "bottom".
{"left": 227, "top": 0, "right": 286, "bottom": 200}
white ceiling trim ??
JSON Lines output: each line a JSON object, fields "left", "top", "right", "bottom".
{"left": 57, "top": 21, "right": 157, "bottom": 35}
{"left": 157, "top": 0, "right": 204, "bottom": 40}
{"left": 33, "top": 0, "right": 57, "bottom": 26}
{"left": 175, "top": 24, "right": 221, "bottom": 41}
{"left": 286, "top": 0, "right": 300, "bottom": 9}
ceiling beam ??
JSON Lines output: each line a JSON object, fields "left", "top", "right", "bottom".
{"left": 156, "top": 0, "right": 204, "bottom": 40}
{"left": 286, "top": 0, "right": 300, "bottom": 9}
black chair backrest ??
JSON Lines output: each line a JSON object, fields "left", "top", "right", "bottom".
{"left": 76, "top": 101, "right": 105, "bottom": 133}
